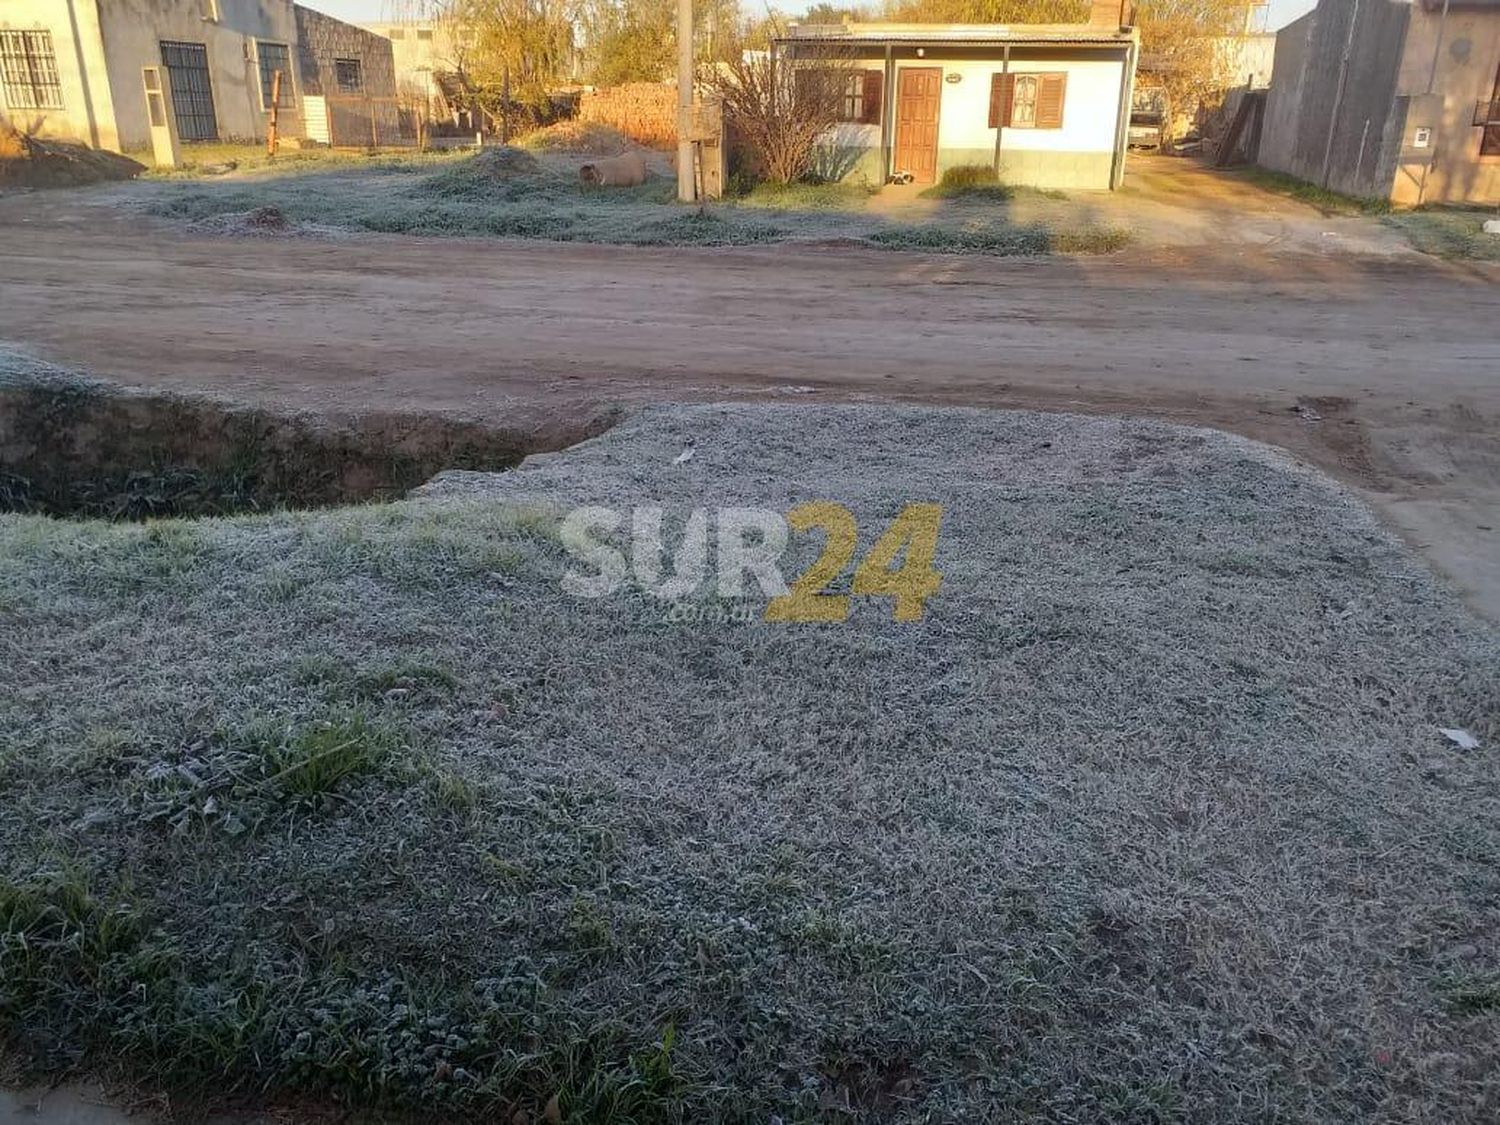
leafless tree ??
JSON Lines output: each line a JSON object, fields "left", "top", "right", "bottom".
{"left": 703, "top": 40, "right": 854, "bottom": 184}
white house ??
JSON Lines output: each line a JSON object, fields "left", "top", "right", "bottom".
{"left": 776, "top": 5, "right": 1141, "bottom": 190}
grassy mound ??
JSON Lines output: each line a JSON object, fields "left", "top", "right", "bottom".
{"left": 518, "top": 121, "right": 635, "bottom": 155}
{"left": 2, "top": 397, "right": 1497, "bottom": 1121}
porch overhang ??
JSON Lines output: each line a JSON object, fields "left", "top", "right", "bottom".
{"left": 776, "top": 22, "right": 1140, "bottom": 51}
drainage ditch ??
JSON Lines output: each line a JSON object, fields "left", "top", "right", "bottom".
{"left": 0, "top": 376, "right": 610, "bottom": 520}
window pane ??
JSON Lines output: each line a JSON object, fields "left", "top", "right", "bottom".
{"left": 1, "top": 31, "right": 63, "bottom": 110}
{"left": 335, "top": 58, "right": 363, "bottom": 94}
{"left": 1012, "top": 76, "right": 1038, "bottom": 126}
{"left": 258, "top": 42, "right": 290, "bottom": 108}
{"left": 843, "top": 73, "right": 863, "bottom": 122}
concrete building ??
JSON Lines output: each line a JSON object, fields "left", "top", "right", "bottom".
{"left": 776, "top": 4, "right": 1140, "bottom": 190}
{"left": 358, "top": 16, "right": 457, "bottom": 129}
{"left": 0, "top": 0, "right": 397, "bottom": 152}
{"left": 1259, "top": 0, "right": 1500, "bottom": 205}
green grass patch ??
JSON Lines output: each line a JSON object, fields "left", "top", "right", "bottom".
{"left": 920, "top": 163, "right": 1067, "bottom": 202}
{"left": 1438, "top": 970, "right": 1500, "bottom": 1015}
{"left": 251, "top": 713, "right": 398, "bottom": 798}
{"left": 1233, "top": 166, "right": 1391, "bottom": 215}
{"left": 144, "top": 143, "right": 454, "bottom": 180}
{"left": 869, "top": 222, "right": 1129, "bottom": 255}
{"left": 0, "top": 873, "right": 687, "bottom": 1117}
{"left": 736, "top": 179, "right": 878, "bottom": 212}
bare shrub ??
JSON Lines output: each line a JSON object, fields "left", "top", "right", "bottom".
{"left": 704, "top": 48, "right": 853, "bottom": 185}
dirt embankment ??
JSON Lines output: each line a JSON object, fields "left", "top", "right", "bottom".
{"left": 0, "top": 127, "right": 143, "bottom": 189}
{"left": 0, "top": 367, "right": 616, "bottom": 518}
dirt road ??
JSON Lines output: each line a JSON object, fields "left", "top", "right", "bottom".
{"left": 1, "top": 188, "right": 1497, "bottom": 618}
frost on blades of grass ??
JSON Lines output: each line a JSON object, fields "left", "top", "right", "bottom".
{"left": 2, "top": 401, "right": 1498, "bottom": 1121}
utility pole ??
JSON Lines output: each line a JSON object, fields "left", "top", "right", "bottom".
{"left": 676, "top": 0, "right": 695, "bottom": 201}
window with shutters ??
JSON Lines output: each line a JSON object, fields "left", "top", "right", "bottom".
{"left": 1, "top": 30, "right": 62, "bottom": 110}
{"left": 257, "top": 41, "right": 291, "bottom": 109}
{"left": 845, "top": 70, "right": 882, "bottom": 124}
{"left": 988, "top": 71, "right": 1067, "bottom": 130}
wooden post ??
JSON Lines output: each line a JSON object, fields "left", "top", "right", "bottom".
{"left": 502, "top": 66, "right": 511, "bottom": 144}
{"left": 266, "top": 69, "right": 281, "bottom": 159}
{"left": 991, "top": 45, "right": 1009, "bottom": 177}
{"left": 676, "top": 0, "right": 695, "bottom": 202}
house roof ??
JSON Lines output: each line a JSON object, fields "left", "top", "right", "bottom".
{"left": 777, "top": 22, "right": 1140, "bottom": 47}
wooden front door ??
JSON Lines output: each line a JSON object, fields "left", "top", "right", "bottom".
{"left": 894, "top": 67, "right": 942, "bottom": 184}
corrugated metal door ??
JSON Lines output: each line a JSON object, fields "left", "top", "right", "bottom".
{"left": 303, "top": 95, "right": 330, "bottom": 144}
{"left": 159, "top": 40, "right": 217, "bottom": 141}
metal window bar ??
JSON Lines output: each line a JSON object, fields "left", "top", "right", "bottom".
{"left": 159, "top": 40, "right": 217, "bottom": 141}
{"left": 1, "top": 31, "right": 63, "bottom": 110}
{"left": 334, "top": 58, "right": 363, "bottom": 95}
{"left": 258, "top": 42, "right": 290, "bottom": 108}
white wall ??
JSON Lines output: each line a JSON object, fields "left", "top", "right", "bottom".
{"left": 0, "top": 0, "right": 120, "bottom": 150}
{"left": 922, "top": 55, "right": 1125, "bottom": 155}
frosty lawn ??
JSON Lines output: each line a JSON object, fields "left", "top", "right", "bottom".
{"left": 2, "top": 401, "right": 1497, "bottom": 1122}
{"left": 123, "top": 147, "right": 1130, "bottom": 254}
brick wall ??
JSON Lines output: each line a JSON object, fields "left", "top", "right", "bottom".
{"left": 579, "top": 83, "right": 678, "bottom": 149}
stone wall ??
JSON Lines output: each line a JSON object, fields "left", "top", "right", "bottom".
{"left": 293, "top": 3, "right": 402, "bottom": 144}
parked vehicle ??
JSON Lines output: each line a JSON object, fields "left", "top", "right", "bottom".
{"left": 1129, "top": 85, "right": 1168, "bottom": 150}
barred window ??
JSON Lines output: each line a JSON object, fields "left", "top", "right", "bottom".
{"left": 334, "top": 58, "right": 363, "bottom": 94}
{"left": 1, "top": 30, "right": 62, "bottom": 111}
{"left": 257, "top": 41, "right": 290, "bottom": 108}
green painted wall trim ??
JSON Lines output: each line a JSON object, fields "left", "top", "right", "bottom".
{"left": 815, "top": 142, "right": 1114, "bottom": 191}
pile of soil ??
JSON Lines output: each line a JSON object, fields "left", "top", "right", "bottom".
{"left": 519, "top": 120, "right": 632, "bottom": 155}
{"left": 0, "top": 129, "right": 144, "bottom": 188}
{"left": 466, "top": 144, "right": 541, "bottom": 179}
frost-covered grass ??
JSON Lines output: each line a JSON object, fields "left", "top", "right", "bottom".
{"left": 121, "top": 148, "right": 1129, "bottom": 254}
{"left": 1232, "top": 167, "right": 1393, "bottom": 216}
{"left": 1384, "top": 209, "right": 1500, "bottom": 262}
{"left": 2, "top": 397, "right": 1498, "bottom": 1121}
